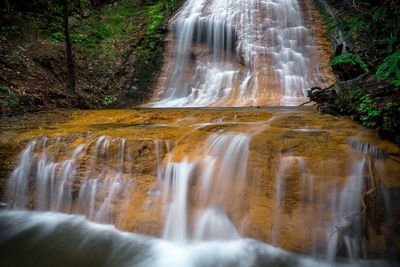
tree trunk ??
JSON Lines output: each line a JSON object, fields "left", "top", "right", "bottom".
{"left": 64, "top": 0, "right": 75, "bottom": 93}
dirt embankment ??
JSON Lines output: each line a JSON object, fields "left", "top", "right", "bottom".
{"left": 0, "top": 0, "right": 182, "bottom": 116}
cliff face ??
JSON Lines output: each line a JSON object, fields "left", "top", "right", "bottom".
{"left": 0, "top": 0, "right": 183, "bottom": 116}
{"left": 309, "top": 0, "right": 400, "bottom": 144}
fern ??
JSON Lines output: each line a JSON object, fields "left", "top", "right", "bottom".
{"left": 376, "top": 49, "right": 400, "bottom": 86}
{"left": 331, "top": 52, "right": 369, "bottom": 73}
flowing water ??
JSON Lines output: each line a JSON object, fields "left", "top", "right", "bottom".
{"left": 1, "top": 0, "right": 399, "bottom": 266}
{"left": 150, "top": 0, "right": 334, "bottom": 106}
{"left": 1, "top": 108, "right": 399, "bottom": 266}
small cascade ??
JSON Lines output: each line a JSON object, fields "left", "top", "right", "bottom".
{"left": 151, "top": 0, "right": 335, "bottom": 106}
{"left": 162, "top": 159, "right": 195, "bottom": 241}
{"left": 7, "top": 141, "right": 37, "bottom": 209}
{"left": 327, "top": 141, "right": 391, "bottom": 261}
{"left": 193, "top": 205, "right": 240, "bottom": 241}
{"left": 160, "top": 132, "right": 250, "bottom": 242}
{"left": 2, "top": 107, "right": 399, "bottom": 265}
{"left": 270, "top": 156, "right": 306, "bottom": 246}
{"left": 4, "top": 136, "right": 162, "bottom": 227}
{"left": 267, "top": 153, "right": 326, "bottom": 255}
{"left": 327, "top": 157, "right": 366, "bottom": 260}
{"left": 265, "top": 138, "right": 396, "bottom": 260}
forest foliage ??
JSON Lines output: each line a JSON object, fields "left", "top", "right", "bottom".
{"left": 311, "top": 0, "right": 400, "bottom": 141}
{"left": 0, "top": 0, "right": 184, "bottom": 110}
{"left": 326, "top": 0, "right": 400, "bottom": 86}
{"left": 1, "top": 0, "right": 182, "bottom": 49}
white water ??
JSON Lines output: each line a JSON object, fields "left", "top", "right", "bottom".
{"left": 0, "top": 210, "right": 390, "bottom": 267}
{"left": 1, "top": 0, "right": 397, "bottom": 265}
{"left": 5, "top": 133, "right": 251, "bottom": 244}
{"left": 4, "top": 128, "right": 396, "bottom": 264}
{"left": 161, "top": 133, "right": 249, "bottom": 241}
{"left": 6, "top": 137, "right": 134, "bottom": 225}
{"left": 151, "top": 0, "right": 325, "bottom": 106}
{"left": 162, "top": 159, "right": 195, "bottom": 241}
{"left": 326, "top": 142, "right": 388, "bottom": 261}
{"left": 7, "top": 141, "right": 36, "bottom": 209}
{"left": 193, "top": 206, "right": 240, "bottom": 241}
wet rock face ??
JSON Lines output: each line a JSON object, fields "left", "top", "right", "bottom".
{"left": 1, "top": 108, "right": 399, "bottom": 258}
{"left": 150, "top": 0, "right": 335, "bottom": 107}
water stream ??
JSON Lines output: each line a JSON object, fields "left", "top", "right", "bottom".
{"left": 0, "top": 0, "right": 399, "bottom": 266}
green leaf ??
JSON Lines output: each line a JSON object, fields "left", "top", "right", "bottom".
{"left": 376, "top": 49, "right": 400, "bottom": 81}
{"left": 9, "top": 98, "right": 18, "bottom": 105}
{"left": 331, "top": 52, "right": 369, "bottom": 73}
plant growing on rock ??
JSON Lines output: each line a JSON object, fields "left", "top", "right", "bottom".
{"left": 356, "top": 94, "right": 381, "bottom": 127}
{"left": 103, "top": 95, "right": 116, "bottom": 106}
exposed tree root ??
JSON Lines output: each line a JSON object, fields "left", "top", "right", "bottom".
{"left": 361, "top": 152, "right": 376, "bottom": 219}
{"left": 299, "top": 100, "right": 313, "bottom": 106}
{"left": 328, "top": 212, "right": 362, "bottom": 255}
{"left": 329, "top": 148, "right": 388, "bottom": 257}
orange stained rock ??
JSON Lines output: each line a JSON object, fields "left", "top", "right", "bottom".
{"left": 1, "top": 107, "right": 399, "bottom": 255}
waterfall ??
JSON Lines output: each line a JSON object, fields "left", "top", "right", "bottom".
{"left": 7, "top": 141, "right": 37, "bottom": 209}
{"left": 162, "top": 159, "right": 195, "bottom": 241}
{"left": 2, "top": 108, "right": 399, "bottom": 264}
{"left": 326, "top": 141, "right": 390, "bottom": 261}
{"left": 160, "top": 132, "right": 250, "bottom": 242}
{"left": 5, "top": 137, "right": 135, "bottom": 225}
{"left": 151, "top": 0, "right": 333, "bottom": 106}
{"left": 1, "top": 0, "right": 398, "bottom": 264}
{"left": 264, "top": 137, "right": 395, "bottom": 260}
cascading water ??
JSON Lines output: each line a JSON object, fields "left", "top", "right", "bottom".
{"left": 150, "top": 0, "right": 335, "bottom": 106}
{"left": 326, "top": 141, "right": 392, "bottom": 261}
{"left": 161, "top": 132, "right": 250, "bottom": 242}
{"left": 5, "top": 136, "right": 136, "bottom": 227}
{"left": 0, "top": 0, "right": 399, "bottom": 265}
{"left": 162, "top": 159, "right": 195, "bottom": 241}
{"left": 2, "top": 108, "right": 399, "bottom": 266}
